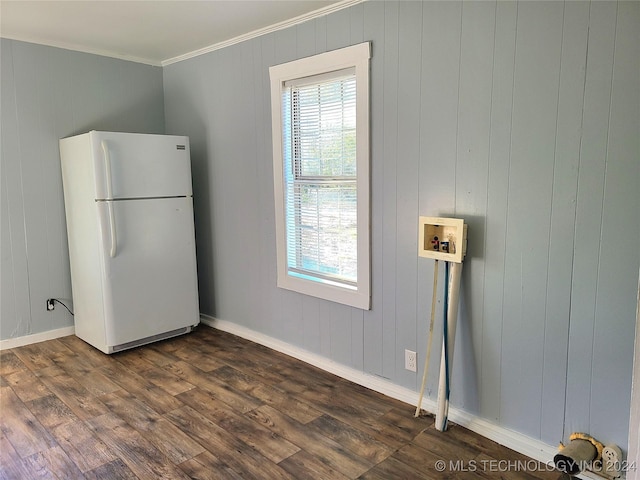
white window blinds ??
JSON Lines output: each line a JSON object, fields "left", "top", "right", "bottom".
{"left": 282, "top": 70, "right": 358, "bottom": 287}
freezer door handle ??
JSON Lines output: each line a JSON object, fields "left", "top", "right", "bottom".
{"left": 101, "top": 140, "right": 114, "bottom": 199}
{"left": 101, "top": 141, "right": 117, "bottom": 257}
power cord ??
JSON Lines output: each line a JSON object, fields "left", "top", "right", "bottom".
{"left": 48, "top": 298, "right": 74, "bottom": 316}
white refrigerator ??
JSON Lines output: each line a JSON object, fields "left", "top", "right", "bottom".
{"left": 59, "top": 131, "right": 200, "bottom": 354}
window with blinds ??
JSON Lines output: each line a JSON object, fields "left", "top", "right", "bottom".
{"left": 270, "top": 43, "right": 370, "bottom": 309}
{"left": 283, "top": 69, "right": 357, "bottom": 287}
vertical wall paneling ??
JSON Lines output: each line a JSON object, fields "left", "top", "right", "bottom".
{"left": 417, "top": 0, "right": 463, "bottom": 397}
{"left": 589, "top": 0, "right": 640, "bottom": 449}
{"left": 330, "top": 303, "right": 352, "bottom": 368}
{"left": 208, "top": 47, "right": 231, "bottom": 325}
{"left": 417, "top": 2, "right": 461, "bottom": 215}
{"left": 1, "top": 172, "right": 18, "bottom": 331}
{"left": 231, "top": 42, "right": 258, "bottom": 331}
{"left": 164, "top": 56, "right": 216, "bottom": 317}
{"left": 325, "top": 5, "right": 351, "bottom": 51}
{"left": 395, "top": 0, "right": 422, "bottom": 390}
{"left": 296, "top": 18, "right": 317, "bottom": 60}
{"left": 225, "top": 46, "right": 241, "bottom": 324}
{"left": 318, "top": 300, "right": 333, "bottom": 358}
{"left": 242, "top": 42, "right": 268, "bottom": 334}
{"left": 1, "top": 40, "right": 31, "bottom": 339}
{"left": 205, "top": 47, "right": 233, "bottom": 326}
{"left": 315, "top": 14, "right": 327, "bottom": 54}
{"left": 539, "top": 1, "right": 589, "bottom": 446}
{"left": 38, "top": 47, "right": 75, "bottom": 332}
{"left": 302, "top": 296, "right": 322, "bottom": 356}
{"left": 12, "top": 43, "right": 55, "bottom": 335}
{"left": 1, "top": 39, "right": 164, "bottom": 341}
{"left": 240, "top": 40, "right": 262, "bottom": 334}
{"left": 248, "top": 40, "right": 274, "bottom": 336}
{"left": 479, "top": 0, "right": 517, "bottom": 423}
{"left": 349, "top": 0, "right": 365, "bottom": 377}
{"left": 349, "top": 2, "right": 364, "bottom": 45}
{"left": 564, "top": 1, "right": 618, "bottom": 439}
{"left": 500, "top": 1, "right": 564, "bottom": 439}
{"left": 258, "top": 33, "right": 281, "bottom": 338}
{"left": 362, "top": 0, "right": 386, "bottom": 377}
{"left": 1, "top": 173, "right": 18, "bottom": 334}
{"left": 380, "top": 0, "right": 400, "bottom": 381}
{"left": 450, "top": 0, "right": 496, "bottom": 413}
{"left": 246, "top": 39, "right": 263, "bottom": 335}
{"left": 351, "top": 307, "right": 364, "bottom": 371}
{"left": 2, "top": 0, "right": 635, "bottom": 455}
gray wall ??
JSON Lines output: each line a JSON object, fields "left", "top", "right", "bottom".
{"left": 1, "top": 39, "right": 165, "bottom": 340}
{"left": 164, "top": 0, "right": 639, "bottom": 451}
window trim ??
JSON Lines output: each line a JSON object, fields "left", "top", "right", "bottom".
{"left": 269, "top": 42, "right": 371, "bottom": 310}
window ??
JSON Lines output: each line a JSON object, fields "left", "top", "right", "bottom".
{"left": 270, "top": 43, "right": 370, "bottom": 309}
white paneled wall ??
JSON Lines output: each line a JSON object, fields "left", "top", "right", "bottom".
{"left": 164, "top": 0, "right": 639, "bottom": 451}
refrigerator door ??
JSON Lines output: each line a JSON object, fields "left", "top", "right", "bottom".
{"left": 91, "top": 131, "right": 193, "bottom": 200}
{"left": 97, "top": 196, "right": 199, "bottom": 346}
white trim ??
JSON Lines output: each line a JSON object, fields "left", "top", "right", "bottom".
{"left": 162, "top": 0, "right": 363, "bottom": 66}
{"left": 201, "top": 314, "right": 608, "bottom": 480}
{"left": 269, "top": 42, "right": 371, "bottom": 310}
{"left": 0, "top": 326, "right": 75, "bottom": 351}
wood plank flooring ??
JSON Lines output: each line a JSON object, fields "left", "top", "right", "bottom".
{"left": 1, "top": 326, "right": 566, "bottom": 479}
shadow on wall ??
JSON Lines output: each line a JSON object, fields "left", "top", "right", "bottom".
{"left": 67, "top": 76, "right": 165, "bottom": 138}
{"left": 456, "top": 214, "right": 485, "bottom": 415}
{"left": 458, "top": 283, "right": 480, "bottom": 414}
{"left": 173, "top": 117, "right": 214, "bottom": 318}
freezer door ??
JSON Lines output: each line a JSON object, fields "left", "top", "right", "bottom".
{"left": 97, "top": 197, "right": 200, "bottom": 346}
{"left": 91, "top": 131, "right": 193, "bottom": 200}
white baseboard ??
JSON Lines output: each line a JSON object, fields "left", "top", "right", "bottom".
{"left": 0, "top": 326, "right": 75, "bottom": 350}
{"left": 201, "top": 314, "right": 607, "bottom": 480}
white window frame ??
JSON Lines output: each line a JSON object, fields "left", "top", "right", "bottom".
{"left": 269, "top": 42, "right": 371, "bottom": 310}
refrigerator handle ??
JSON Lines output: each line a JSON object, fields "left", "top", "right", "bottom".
{"left": 101, "top": 141, "right": 117, "bottom": 257}
{"left": 107, "top": 202, "right": 117, "bottom": 257}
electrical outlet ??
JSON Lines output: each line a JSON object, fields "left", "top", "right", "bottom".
{"left": 602, "top": 444, "right": 623, "bottom": 478}
{"left": 46, "top": 299, "right": 55, "bottom": 311}
{"left": 405, "top": 350, "right": 417, "bottom": 372}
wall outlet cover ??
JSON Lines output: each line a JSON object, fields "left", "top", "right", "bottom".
{"left": 405, "top": 349, "right": 417, "bottom": 372}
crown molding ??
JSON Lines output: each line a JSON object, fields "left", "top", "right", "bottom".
{"left": 161, "top": 0, "right": 363, "bottom": 67}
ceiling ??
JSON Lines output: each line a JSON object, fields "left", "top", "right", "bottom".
{"left": 0, "top": 0, "right": 355, "bottom": 66}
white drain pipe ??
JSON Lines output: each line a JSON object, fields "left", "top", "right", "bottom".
{"left": 435, "top": 260, "right": 463, "bottom": 431}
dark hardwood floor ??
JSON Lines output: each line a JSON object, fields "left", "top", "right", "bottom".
{"left": 1, "top": 325, "right": 564, "bottom": 479}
